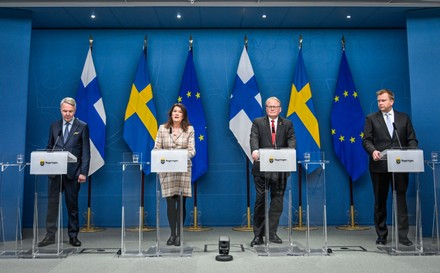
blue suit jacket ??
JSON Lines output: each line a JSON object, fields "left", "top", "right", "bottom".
{"left": 47, "top": 118, "right": 91, "bottom": 179}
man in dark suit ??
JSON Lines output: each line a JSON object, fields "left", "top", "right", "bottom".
{"left": 249, "top": 97, "right": 296, "bottom": 247}
{"left": 363, "top": 89, "right": 418, "bottom": 246}
{"left": 38, "top": 97, "right": 90, "bottom": 247}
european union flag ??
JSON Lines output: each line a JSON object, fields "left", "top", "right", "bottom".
{"left": 331, "top": 50, "right": 368, "bottom": 181}
{"left": 177, "top": 48, "right": 208, "bottom": 182}
{"left": 75, "top": 48, "right": 106, "bottom": 176}
{"left": 123, "top": 49, "right": 158, "bottom": 175}
{"left": 229, "top": 46, "right": 263, "bottom": 162}
{"left": 286, "top": 48, "right": 321, "bottom": 173}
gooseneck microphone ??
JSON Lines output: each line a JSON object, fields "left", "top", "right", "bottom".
{"left": 169, "top": 127, "right": 172, "bottom": 135}
{"left": 392, "top": 122, "right": 403, "bottom": 150}
{"left": 51, "top": 130, "right": 62, "bottom": 152}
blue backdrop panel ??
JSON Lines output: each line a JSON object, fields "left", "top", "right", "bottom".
{"left": 24, "top": 29, "right": 410, "bottom": 228}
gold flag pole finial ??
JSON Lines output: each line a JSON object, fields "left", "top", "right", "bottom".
{"left": 341, "top": 35, "right": 346, "bottom": 51}
{"left": 244, "top": 35, "right": 248, "bottom": 49}
{"left": 299, "top": 34, "right": 303, "bottom": 50}
{"left": 189, "top": 35, "right": 193, "bottom": 50}
{"left": 89, "top": 35, "right": 93, "bottom": 50}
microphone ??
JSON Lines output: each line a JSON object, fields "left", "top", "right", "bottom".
{"left": 51, "top": 130, "right": 62, "bottom": 152}
{"left": 392, "top": 122, "right": 403, "bottom": 150}
{"left": 169, "top": 127, "right": 172, "bottom": 135}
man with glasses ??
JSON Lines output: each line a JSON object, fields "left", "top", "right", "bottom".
{"left": 249, "top": 97, "right": 296, "bottom": 247}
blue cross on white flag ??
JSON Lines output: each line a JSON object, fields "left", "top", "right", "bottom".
{"left": 75, "top": 48, "right": 106, "bottom": 176}
{"left": 229, "top": 46, "right": 263, "bottom": 162}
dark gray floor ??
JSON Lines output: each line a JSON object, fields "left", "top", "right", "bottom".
{"left": 1, "top": 226, "right": 440, "bottom": 273}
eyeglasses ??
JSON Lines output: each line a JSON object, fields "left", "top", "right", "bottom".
{"left": 266, "top": 106, "right": 280, "bottom": 110}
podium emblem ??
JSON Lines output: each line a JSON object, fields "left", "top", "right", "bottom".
{"left": 160, "top": 157, "right": 165, "bottom": 164}
{"left": 269, "top": 157, "right": 274, "bottom": 163}
{"left": 396, "top": 158, "right": 401, "bottom": 164}
{"left": 40, "top": 160, "right": 45, "bottom": 166}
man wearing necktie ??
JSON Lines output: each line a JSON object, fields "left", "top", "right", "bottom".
{"left": 363, "top": 89, "right": 418, "bottom": 247}
{"left": 249, "top": 97, "right": 296, "bottom": 247}
{"left": 38, "top": 97, "right": 90, "bottom": 248}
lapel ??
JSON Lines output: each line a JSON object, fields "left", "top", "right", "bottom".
{"left": 375, "top": 111, "right": 392, "bottom": 140}
{"left": 65, "top": 119, "right": 79, "bottom": 145}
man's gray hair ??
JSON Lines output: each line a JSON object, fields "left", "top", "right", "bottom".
{"left": 60, "top": 97, "right": 76, "bottom": 108}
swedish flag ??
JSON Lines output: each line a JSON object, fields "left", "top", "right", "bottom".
{"left": 123, "top": 49, "right": 158, "bottom": 175}
{"left": 287, "top": 48, "right": 321, "bottom": 173}
{"left": 177, "top": 48, "right": 208, "bottom": 182}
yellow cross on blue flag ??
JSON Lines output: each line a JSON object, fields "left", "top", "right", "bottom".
{"left": 177, "top": 48, "right": 208, "bottom": 182}
{"left": 123, "top": 49, "right": 158, "bottom": 175}
{"left": 330, "top": 50, "right": 368, "bottom": 181}
{"left": 287, "top": 48, "right": 321, "bottom": 173}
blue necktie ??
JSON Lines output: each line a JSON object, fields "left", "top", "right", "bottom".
{"left": 385, "top": 113, "right": 393, "bottom": 137}
{"left": 64, "top": 122, "right": 70, "bottom": 144}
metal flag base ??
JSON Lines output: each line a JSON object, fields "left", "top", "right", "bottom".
{"left": 336, "top": 225, "right": 370, "bottom": 231}
{"left": 80, "top": 208, "right": 105, "bottom": 233}
{"left": 185, "top": 226, "right": 213, "bottom": 232}
{"left": 80, "top": 226, "right": 106, "bottom": 233}
{"left": 125, "top": 226, "right": 156, "bottom": 232}
{"left": 232, "top": 226, "right": 253, "bottom": 232}
{"left": 184, "top": 206, "right": 212, "bottom": 232}
{"left": 233, "top": 209, "right": 253, "bottom": 232}
{"left": 286, "top": 225, "right": 319, "bottom": 231}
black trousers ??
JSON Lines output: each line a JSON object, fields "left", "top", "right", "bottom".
{"left": 370, "top": 172, "right": 409, "bottom": 240}
{"left": 46, "top": 175, "right": 80, "bottom": 239}
{"left": 166, "top": 195, "right": 186, "bottom": 236}
{"left": 253, "top": 174, "right": 286, "bottom": 237}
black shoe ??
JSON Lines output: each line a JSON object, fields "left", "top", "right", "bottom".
{"left": 250, "top": 236, "right": 264, "bottom": 247}
{"left": 166, "top": 236, "right": 176, "bottom": 246}
{"left": 174, "top": 236, "right": 181, "bottom": 246}
{"left": 376, "top": 237, "right": 387, "bottom": 245}
{"left": 400, "top": 238, "right": 413, "bottom": 246}
{"left": 269, "top": 234, "right": 283, "bottom": 244}
{"left": 69, "top": 237, "right": 81, "bottom": 247}
{"left": 38, "top": 235, "right": 55, "bottom": 247}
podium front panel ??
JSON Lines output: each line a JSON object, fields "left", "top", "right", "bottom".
{"left": 151, "top": 150, "right": 188, "bottom": 173}
{"left": 385, "top": 149, "right": 424, "bottom": 173}
{"left": 259, "top": 148, "right": 296, "bottom": 172}
{"left": 30, "top": 151, "right": 76, "bottom": 175}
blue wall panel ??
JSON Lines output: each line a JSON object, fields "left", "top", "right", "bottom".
{"left": 407, "top": 10, "right": 440, "bottom": 236}
{"left": 23, "top": 29, "right": 411, "bottom": 228}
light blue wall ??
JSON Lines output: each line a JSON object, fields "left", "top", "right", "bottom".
{"left": 23, "top": 29, "right": 412, "bottom": 228}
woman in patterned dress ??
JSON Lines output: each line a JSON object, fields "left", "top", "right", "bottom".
{"left": 154, "top": 103, "right": 195, "bottom": 246}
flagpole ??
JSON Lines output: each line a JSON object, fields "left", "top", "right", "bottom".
{"left": 336, "top": 177, "right": 370, "bottom": 231}
{"left": 185, "top": 180, "right": 212, "bottom": 231}
{"left": 80, "top": 36, "right": 104, "bottom": 233}
{"left": 232, "top": 157, "right": 253, "bottom": 232}
{"left": 334, "top": 36, "right": 369, "bottom": 231}
{"left": 184, "top": 35, "right": 211, "bottom": 232}
{"left": 232, "top": 35, "right": 253, "bottom": 232}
